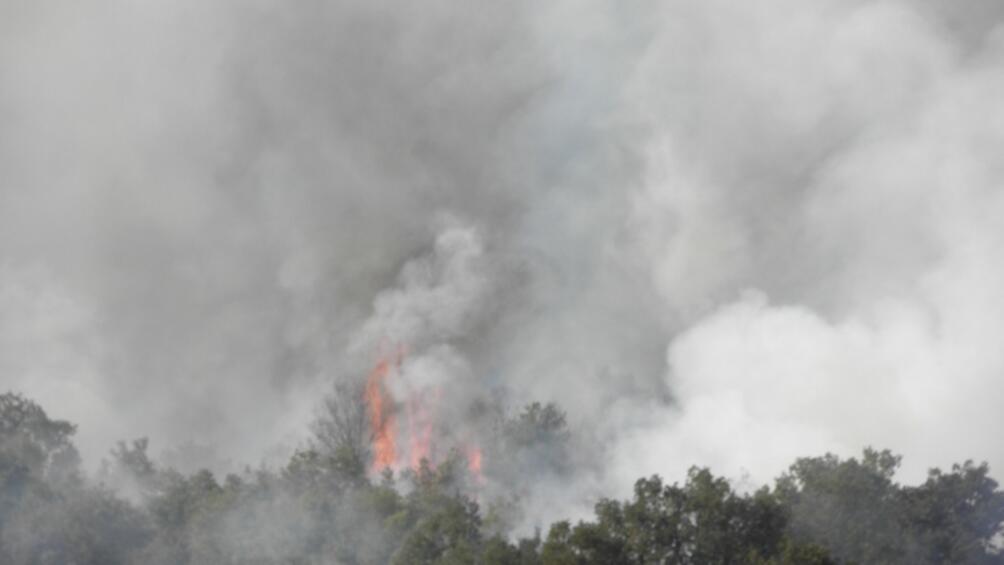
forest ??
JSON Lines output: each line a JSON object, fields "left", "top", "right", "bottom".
{"left": 2, "top": 391, "right": 1003, "bottom": 565}
{"left": 6, "top": 0, "right": 1004, "bottom": 563}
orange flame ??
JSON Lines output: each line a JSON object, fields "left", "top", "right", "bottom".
{"left": 365, "top": 353, "right": 398, "bottom": 471}
{"left": 364, "top": 346, "right": 483, "bottom": 479}
{"left": 466, "top": 445, "right": 484, "bottom": 484}
{"left": 466, "top": 446, "right": 482, "bottom": 473}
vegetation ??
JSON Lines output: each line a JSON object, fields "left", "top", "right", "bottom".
{"left": 0, "top": 391, "right": 1002, "bottom": 564}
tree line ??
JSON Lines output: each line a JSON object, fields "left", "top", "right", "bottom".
{"left": 1, "top": 391, "right": 1002, "bottom": 564}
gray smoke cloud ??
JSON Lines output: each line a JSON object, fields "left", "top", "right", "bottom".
{"left": 3, "top": 0, "right": 1004, "bottom": 522}
{"left": 605, "top": 0, "right": 1004, "bottom": 493}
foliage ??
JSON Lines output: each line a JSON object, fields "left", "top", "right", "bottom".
{"left": 779, "top": 448, "right": 1004, "bottom": 564}
{"left": 1, "top": 392, "right": 1003, "bottom": 564}
{"left": 488, "top": 401, "right": 572, "bottom": 486}
{"left": 0, "top": 392, "right": 150, "bottom": 564}
{"left": 536, "top": 469, "right": 824, "bottom": 564}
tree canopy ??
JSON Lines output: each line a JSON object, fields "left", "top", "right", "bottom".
{"left": 0, "top": 391, "right": 1001, "bottom": 564}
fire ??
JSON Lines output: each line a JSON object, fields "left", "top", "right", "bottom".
{"left": 363, "top": 346, "right": 483, "bottom": 481}
{"left": 466, "top": 445, "right": 483, "bottom": 479}
{"left": 365, "top": 352, "right": 399, "bottom": 471}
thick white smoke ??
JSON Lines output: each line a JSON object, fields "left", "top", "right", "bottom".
{"left": 3, "top": 0, "right": 1004, "bottom": 520}
{"left": 606, "top": 0, "right": 1004, "bottom": 493}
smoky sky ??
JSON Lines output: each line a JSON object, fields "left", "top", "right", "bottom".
{"left": 3, "top": 0, "right": 1004, "bottom": 519}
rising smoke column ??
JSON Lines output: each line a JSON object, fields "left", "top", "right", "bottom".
{"left": 353, "top": 225, "right": 497, "bottom": 476}
{"left": 3, "top": 0, "right": 1004, "bottom": 526}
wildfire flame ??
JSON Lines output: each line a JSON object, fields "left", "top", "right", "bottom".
{"left": 364, "top": 346, "right": 484, "bottom": 483}
{"left": 365, "top": 350, "right": 400, "bottom": 471}
{"left": 466, "top": 445, "right": 483, "bottom": 476}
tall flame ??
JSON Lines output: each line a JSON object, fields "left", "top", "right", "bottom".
{"left": 365, "top": 353, "right": 398, "bottom": 471}
{"left": 364, "top": 346, "right": 483, "bottom": 480}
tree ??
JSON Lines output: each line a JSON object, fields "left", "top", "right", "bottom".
{"left": 490, "top": 402, "right": 571, "bottom": 484}
{"left": 0, "top": 392, "right": 81, "bottom": 487}
{"left": 311, "top": 381, "right": 370, "bottom": 487}
{"left": 777, "top": 449, "right": 907, "bottom": 564}
{"left": 2, "top": 393, "right": 1004, "bottom": 564}
{"left": 0, "top": 393, "right": 150, "bottom": 564}
{"left": 901, "top": 461, "right": 1004, "bottom": 564}
{"left": 776, "top": 449, "right": 1004, "bottom": 564}
{"left": 1, "top": 485, "right": 152, "bottom": 565}
{"left": 388, "top": 458, "right": 484, "bottom": 564}
{"left": 535, "top": 468, "right": 826, "bottom": 564}
{"left": 0, "top": 392, "right": 82, "bottom": 542}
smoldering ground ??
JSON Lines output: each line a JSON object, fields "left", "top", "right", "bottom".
{"left": 3, "top": 0, "right": 1004, "bottom": 531}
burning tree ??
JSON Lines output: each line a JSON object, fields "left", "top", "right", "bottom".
{"left": 361, "top": 347, "right": 485, "bottom": 481}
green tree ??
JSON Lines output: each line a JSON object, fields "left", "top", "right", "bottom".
{"left": 901, "top": 461, "right": 1004, "bottom": 564}
{"left": 0, "top": 393, "right": 150, "bottom": 564}
{"left": 311, "top": 381, "right": 369, "bottom": 487}
{"left": 389, "top": 459, "right": 484, "bottom": 564}
{"left": 0, "top": 392, "right": 81, "bottom": 488}
{"left": 537, "top": 468, "right": 822, "bottom": 564}
{"left": 490, "top": 402, "right": 571, "bottom": 485}
{"left": 777, "top": 449, "right": 907, "bottom": 564}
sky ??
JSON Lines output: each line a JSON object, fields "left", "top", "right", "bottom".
{"left": 3, "top": 0, "right": 1004, "bottom": 521}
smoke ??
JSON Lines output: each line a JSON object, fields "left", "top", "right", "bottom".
{"left": 3, "top": 0, "right": 1004, "bottom": 523}
{"left": 0, "top": 0, "right": 549, "bottom": 470}
{"left": 607, "top": 0, "right": 1004, "bottom": 491}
